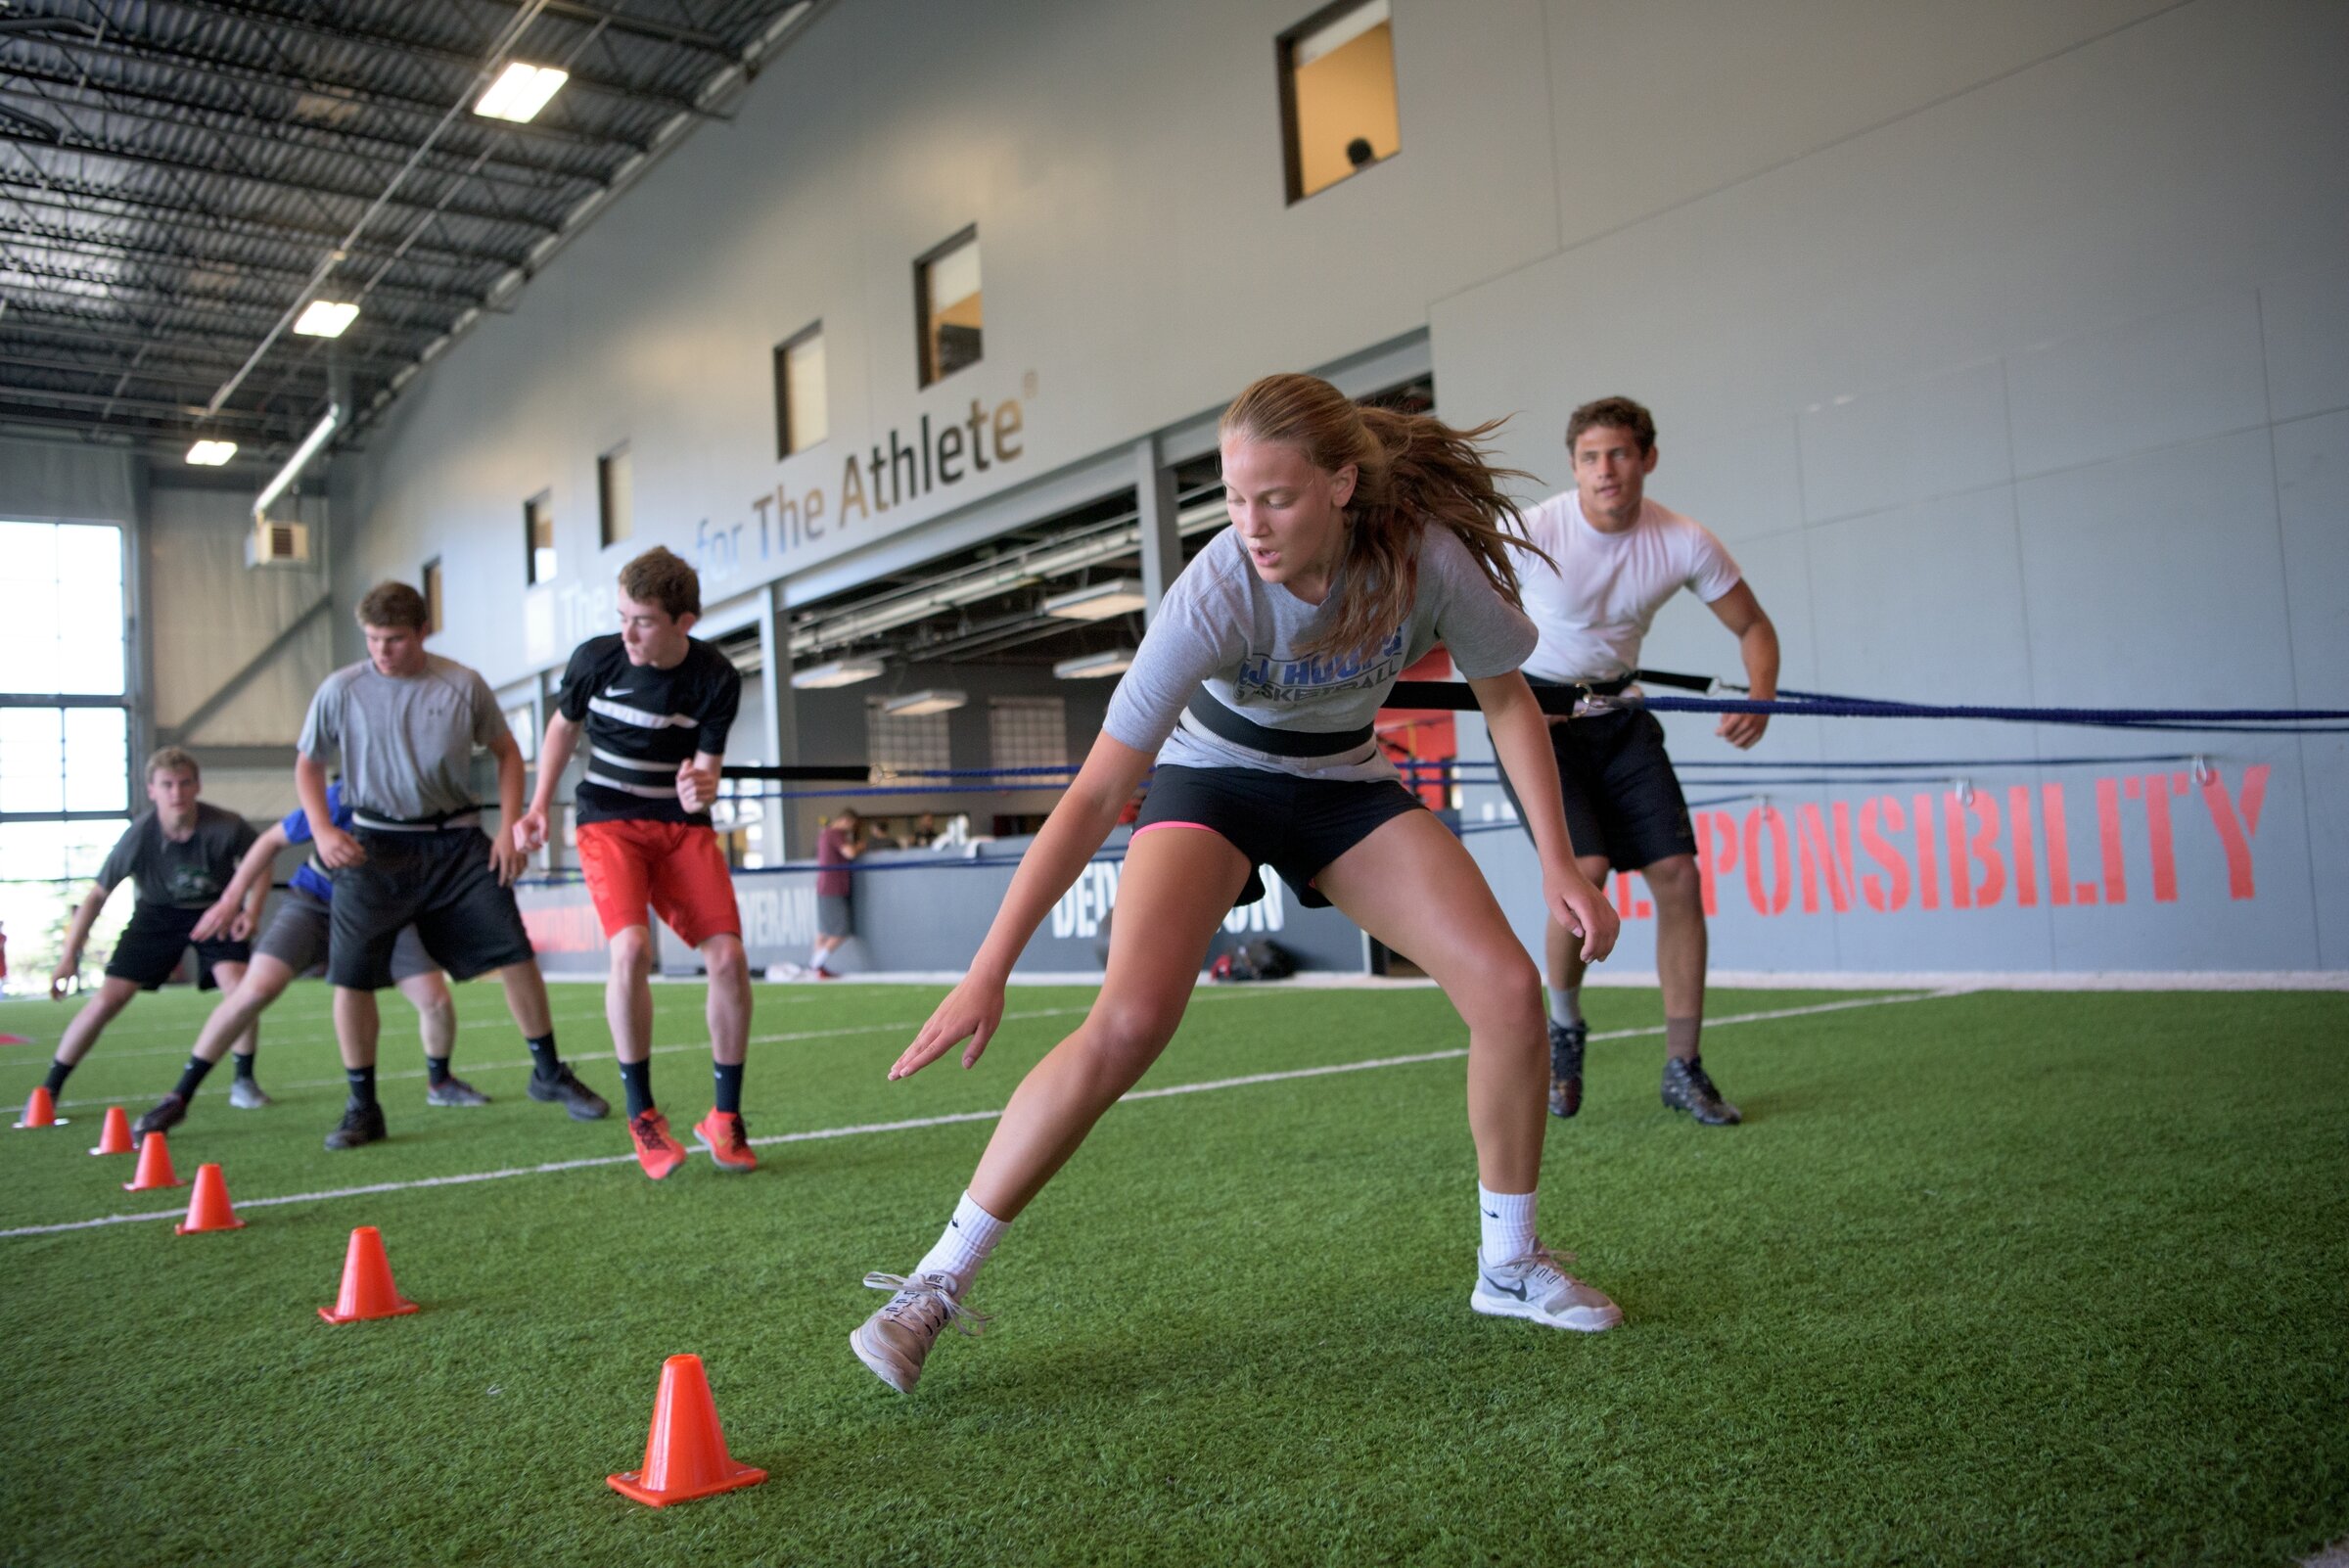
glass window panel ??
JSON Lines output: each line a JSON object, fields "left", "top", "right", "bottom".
{"left": 0, "top": 521, "right": 124, "bottom": 695}
{"left": 598, "top": 449, "right": 633, "bottom": 548}
{"left": 917, "top": 231, "right": 983, "bottom": 386}
{"left": 526, "top": 494, "right": 556, "bottom": 584}
{"left": 0, "top": 709, "right": 67, "bottom": 814}
{"left": 780, "top": 328, "right": 827, "bottom": 455}
{"left": 63, "top": 708, "right": 128, "bottom": 813}
{"left": 1282, "top": 0, "right": 1401, "bottom": 203}
{"left": 0, "top": 819, "right": 134, "bottom": 989}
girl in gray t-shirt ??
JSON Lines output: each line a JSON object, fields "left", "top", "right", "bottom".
{"left": 850, "top": 374, "right": 1626, "bottom": 1396}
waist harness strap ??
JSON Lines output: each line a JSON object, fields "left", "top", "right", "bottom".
{"left": 351, "top": 806, "right": 483, "bottom": 833}
{"left": 1183, "top": 691, "right": 1376, "bottom": 760}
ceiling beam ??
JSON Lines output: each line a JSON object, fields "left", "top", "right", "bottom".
{"left": 3, "top": 132, "right": 563, "bottom": 236}
{"left": 488, "top": 0, "right": 734, "bottom": 56}
{"left": 3, "top": 310, "right": 413, "bottom": 375}
{"left": 10, "top": 26, "right": 646, "bottom": 159}
{"left": 3, "top": 220, "right": 487, "bottom": 309}
{"left": 0, "top": 383, "right": 310, "bottom": 431}
{"left": 0, "top": 176, "right": 526, "bottom": 273}
{"left": 0, "top": 76, "right": 597, "bottom": 202}
{"left": 150, "top": 0, "right": 717, "bottom": 121}
{"left": 0, "top": 256, "right": 457, "bottom": 338}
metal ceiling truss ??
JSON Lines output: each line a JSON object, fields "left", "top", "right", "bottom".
{"left": 0, "top": 0, "right": 823, "bottom": 460}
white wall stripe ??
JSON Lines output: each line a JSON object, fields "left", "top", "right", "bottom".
{"left": 0, "top": 990, "right": 1963, "bottom": 1240}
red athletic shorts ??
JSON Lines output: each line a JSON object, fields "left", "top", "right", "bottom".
{"left": 576, "top": 819, "right": 742, "bottom": 947}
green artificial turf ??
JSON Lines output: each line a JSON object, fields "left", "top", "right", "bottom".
{"left": 0, "top": 979, "right": 2343, "bottom": 1567}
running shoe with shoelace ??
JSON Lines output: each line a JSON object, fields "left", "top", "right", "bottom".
{"left": 851, "top": 1270, "right": 989, "bottom": 1394}
{"left": 132, "top": 1091, "right": 186, "bottom": 1140}
{"left": 1548, "top": 1020, "right": 1587, "bottom": 1118}
{"left": 627, "top": 1108, "right": 685, "bottom": 1179}
{"left": 323, "top": 1100, "right": 388, "bottom": 1150}
{"left": 527, "top": 1062, "right": 610, "bottom": 1120}
{"left": 1470, "top": 1245, "right": 1624, "bottom": 1332}
{"left": 693, "top": 1108, "right": 757, "bottom": 1173}
{"left": 1661, "top": 1054, "right": 1741, "bottom": 1125}
{"left": 425, "top": 1075, "right": 490, "bottom": 1108}
{"left": 227, "top": 1076, "right": 272, "bottom": 1110}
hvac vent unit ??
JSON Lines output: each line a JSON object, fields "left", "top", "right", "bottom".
{"left": 247, "top": 520, "right": 311, "bottom": 568}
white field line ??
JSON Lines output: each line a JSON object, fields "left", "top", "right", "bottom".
{"left": 1, "top": 988, "right": 1967, "bottom": 1240}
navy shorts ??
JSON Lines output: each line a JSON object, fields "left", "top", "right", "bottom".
{"left": 1501, "top": 708, "right": 1698, "bottom": 872}
{"left": 326, "top": 828, "right": 536, "bottom": 990}
{"left": 105, "top": 903, "right": 251, "bottom": 991}
{"left": 1132, "top": 764, "right": 1425, "bottom": 909}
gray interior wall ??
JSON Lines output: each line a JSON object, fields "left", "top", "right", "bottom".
{"left": 326, "top": 0, "right": 2347, "bottom": 974}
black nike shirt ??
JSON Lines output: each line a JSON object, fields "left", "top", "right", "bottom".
{"left": 556, "top": 633, "right": 742, "bottom": 826}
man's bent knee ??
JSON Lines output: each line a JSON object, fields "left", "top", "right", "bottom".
{"left": 1643, "top": 854, "right": 1703, "bottom": 911}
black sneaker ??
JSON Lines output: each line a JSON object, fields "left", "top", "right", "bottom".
{"left": 324, "top": 1100, "right": 389, "bottom": 1149}
{"left": 132, "top": 1091, "right": 187, "bottom": 1140}
{"left": 1547, "top": 1021, "right": 1587, "bottom": 1119}
{"left": 527, "top": 1063, "right": 610, "bottom": 1121}
{"left": 1661, "top": 1056, "right": 1741, "bottom": 1126}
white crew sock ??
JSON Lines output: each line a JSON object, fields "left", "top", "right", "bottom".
{"left": 808, "top": 945, "right": 829, "bottom": 972}
{"left": 913, "top": 1190, "right": 1010, "bottom": 1294}
{"left": 1548, "top": 987, "right": 1583, "bottom": 1029}
{"left": 1478, "top": 1184, "right": 1538, "bottom": 1268}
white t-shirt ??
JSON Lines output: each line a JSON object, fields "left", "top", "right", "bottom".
{"left": 1514, "top": 491, "right": 1742, "bottom": 683}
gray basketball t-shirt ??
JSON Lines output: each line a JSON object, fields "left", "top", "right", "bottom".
{"left": 298, "top": 654, "right": 510, "bottom": 821}
{"left": 95, "top": 804, "right": 257, "bottom": 909}
{"left": 1102, "top": 524, "right": 1538, "bottom": 782}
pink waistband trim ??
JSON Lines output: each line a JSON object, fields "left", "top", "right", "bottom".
{"left": 1131, "top": 820, "right": 1219, "bottom": 839}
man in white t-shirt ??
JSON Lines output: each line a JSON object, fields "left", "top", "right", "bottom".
{"left": 1505, "top": 396, "right": 1780, "bottom": 1127}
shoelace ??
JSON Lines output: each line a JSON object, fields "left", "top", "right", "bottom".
{"left": 1492, "top": 1245, "right": 1584, "bottom": 1290}
{"left": 630, "top": 1113, "right": 677, "bottom": 1150}
{"left": 862, "top": 1271, "right": 990, "bottom": 1338}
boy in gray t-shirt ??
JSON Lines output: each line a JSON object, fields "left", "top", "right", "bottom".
{"left": 295, "top": 580, "right": 608, "bottom": 1150}
{"left": 38, "top": 747, "right": 264, "bottom": 1104}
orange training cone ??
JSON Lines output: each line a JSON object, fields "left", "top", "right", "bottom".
{"left": 318, "top": 1226, "right": 419, "bottom": 1323}
{"left": 123, "top": 1129, "right": 182, "bottom": 1190}
{"left": 90, "top": 1105, "right": 133, "bottom": 1156}
{"left": 175, "top": 1163, "right": 246, "bottom": 1234}
{"left": 13, "top": 1084, "right": 65, "bottom": 1129}
{"left": 607, "top": 1355, "right": 768, "bottom": 1507}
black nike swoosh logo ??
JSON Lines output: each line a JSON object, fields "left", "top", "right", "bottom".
{"left": 1482, "top": 1273, "right": 1528, "bottom": 1300}
{"left": 1481, "top": 1209, "right": 1499, "bottom": 1219}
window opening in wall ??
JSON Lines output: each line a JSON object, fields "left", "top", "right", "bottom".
{"left": 598, "top": 446, "right": 633, "bottom": 548}
{"left": 0, "top": 519, "right": 135, "bottom": 985}
{"left": 865, "top": 698, "right": 952, "bottom": 783}
{"left": 775, "top": 322, "right": 827, "bottom": 457}
{"left": 423, "top": 558, "right": 444, "bottom": 635}
{"left": 504, "top": 703, "right": 538, "bottom": 763}
{"left": 1278, "top": 0, "right": 1400, "bottom": 203}
{"left": 916, "top": 227, "right": 982, "bottom": 387}
{"left": 525, "top": 490, "right": 556, "bottom": 584}
{"left": 989, "top": 696, "right": 1067, "bottom": 772}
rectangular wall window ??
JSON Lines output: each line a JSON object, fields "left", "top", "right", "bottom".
{"left": 865, "top": 698, "right": 953, "bottom": 782}
{"left": 598, "top": 447, "right": 633, "bottom": 548}
{"left": 525, "top": 491, "right": 555, "bottom": 584}
{"left": 989, "top": 696, "right": 1068, "bottom": 772}
{"left": 774, "top": 323, "right": 828, "bottom": 458}
{"left": 423, "top": 558, "right": 444, "bottom": 635}
{"left": 1278, "top": 0, "right": 1400, "bottom": 203}
{"left": 916, "top": 227, "right": 983, "bottom": 387}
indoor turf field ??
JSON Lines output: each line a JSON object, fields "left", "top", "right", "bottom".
{"left": 2, "top": 979, "right": 2344, "bottom": 1567}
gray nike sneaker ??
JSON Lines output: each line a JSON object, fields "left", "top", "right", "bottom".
{"left": 850, "top": 1270, "right": 989, "bottom": 1394}
{"left": 227, "top": 1076, "right": 271, "bottom": 1110}
{"left": 425, "top": 1075, "right": 491, "bottom": 1108}
{"left": 1470, "top": 1246, "right": 1624, "bottom": 1332}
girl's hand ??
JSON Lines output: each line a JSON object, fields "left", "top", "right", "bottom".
{"left": 891, "top": 970, "right": 1009, "bottom": 1080}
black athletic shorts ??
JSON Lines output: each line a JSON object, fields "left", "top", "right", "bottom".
{"left": 104, "top": 902, "right": 251, "bottom": 991}
{"left": 326, "top": 827, "right": 536, "bottom": 990}
{"left": 1500, "top": 708, "right": 1698, "bottom": 872}
{"left": 1132, "top": 763, "right": 1425, "bottom": 909}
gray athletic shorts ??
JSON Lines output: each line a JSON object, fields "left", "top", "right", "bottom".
{"left": 817, "top": 892, "right": 853, "bottom": 938}
{"left": 255, "top": 887, "right": 436, "bottom": 983}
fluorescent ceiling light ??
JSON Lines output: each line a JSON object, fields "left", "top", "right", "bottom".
{"left": 791, "top": 657, "right": 885, "bottom": 690}
{"left": 475, "top": 61, "right": 570, "bottom": 123}
{"left": 883, "top": 689, "right": 967, "bottom": 716}
{"left": 293, "top": 300, "right": 359, "bottom": 338}
{"left": 1043, "top": 578, "right": 1148, "bottom": 622}
{"left": 1053, "top": 649, "right": 1135, "bottom": 679}
{"left": 186, "top": 439, "right": 239, "bottom": 466}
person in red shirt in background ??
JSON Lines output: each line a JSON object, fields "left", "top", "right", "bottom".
{"left": 809, "top": 807, "right": 863, "bottom": 979}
